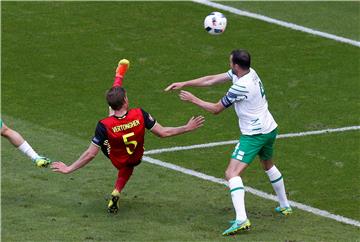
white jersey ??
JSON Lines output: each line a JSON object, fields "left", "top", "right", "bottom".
{"left": 221, "top": 68, "right": 277, "bottom": 135}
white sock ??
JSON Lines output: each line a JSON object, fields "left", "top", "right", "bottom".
{"left": 228, "top": 176, "right": 247, "bottom": 221}
{"left": 18, "top": 141, "right": 40, "bottom": 161}
{"left": 266, "top": 165, "right": 290, "bottom": 208}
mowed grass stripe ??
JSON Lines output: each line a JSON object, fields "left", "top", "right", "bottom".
{"left": 2, "top": 2, "right": 359, "bottom": 240}
{"left": 3, "top": 116, "right": 360, "bottom": 236}
{"left": 193, "top": 0, "right": 360, "bottom": 47}
{"left": 143, "top": 156, "right": 360, "bottom": 227}
{"left": 145, "top": 126, "right": 360, "bottom": 155}
{"left": 3, "top": 1, "right": 359, "bottom": 145}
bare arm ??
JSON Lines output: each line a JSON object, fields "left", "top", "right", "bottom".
{"left": 164, "top": 73, "right": 229, "bottom": 91}
{"left": 51, "top": 143, "right": 100, "bottom": 174}
{"left": 179, "top": 90, "right": 226, "bottom": 115}
{"left": 151, "top": 116, "right": 205, "bottom": 138}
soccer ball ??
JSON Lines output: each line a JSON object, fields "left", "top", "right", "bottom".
{"left": 204, "top": 12, "right": 227, "bottom": 35}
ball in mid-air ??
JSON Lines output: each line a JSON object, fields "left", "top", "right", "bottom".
{"left": 204, "top": 12, "right": 227, "bottom": 35}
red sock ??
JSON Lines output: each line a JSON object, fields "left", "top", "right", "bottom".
{"left": 113, "top": 76, "right": 123, "bottom": 87}
{"left": 113, "top": 62, "right": 128, "bottom": 87}
{"left": 114, "top": 166, "right": 134, "bottom": 192}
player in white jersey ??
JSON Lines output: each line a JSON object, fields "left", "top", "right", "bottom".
{"left": 224, "top": 67, "right": 278, "bottom": 135}
{"left": 1, "top": 118, "right": 51, "bottom": 167}
{"left": 165, "top": 49, "right": 292, "bottom": 236}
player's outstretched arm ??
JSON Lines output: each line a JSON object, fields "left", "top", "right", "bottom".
{"left": 151, "top": 116, "right": 205, "bottom": 138}
{"left": 179, "top": 90, "right": 225, "bottom": 115}
{"left": 51, "top": 143, "right": 99, "bottom": 174}
{"left": 164, "top": 73, "right": 229, "bottom": 91}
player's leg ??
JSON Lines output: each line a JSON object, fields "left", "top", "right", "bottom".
{"left": 1, "top": 122, "right": 51, "bottom": 167}
{"left": 108, "top": 166, "right": 134, "bottom": 214}
{"left": 1, "top": 122, "right": 26, "bottom": 147}
{"left": 259, "top": 129, "right": 292, "bottom": 215}
{"left": 222, "top": 159, "right": 251, "bottom": 236}
{"left": 261, "top": 159, "right": 292, "bottom": 215}
{"left": 108, "top": 59, "right": 130, "bottom": 114}
{"left": 222, "top": 136, "right": 259, "bottom": 236}
{"left": 113, "top": 59, "right": 130, "bottom": 87}
{"left": 114, "top": 166, "right": 134, "bottom": 192}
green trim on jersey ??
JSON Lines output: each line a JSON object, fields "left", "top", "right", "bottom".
{"left": 0, "top": 119, "right": 2, "bottom": 128}
{"left": 231, "top": 128, "right": 278, "bottom": 164}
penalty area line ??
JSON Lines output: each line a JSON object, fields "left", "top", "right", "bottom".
{"left": 142, "top": 155, "right": 360, "bottom": 227}
{"left": 144, "top": 126, "right": 360, "bottom": 155}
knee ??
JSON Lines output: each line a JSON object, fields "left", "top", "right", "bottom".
{"left": 225, "top": 169, "right": 236, "bottom": 181}
{"left": 1, "top": 126, "right": 10, "bottom": 138}
{"left": 261, "top": 160, "right": 274, "bottom": 171}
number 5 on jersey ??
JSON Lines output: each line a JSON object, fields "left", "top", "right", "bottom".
{"left": 122, "top": 132, "right": 138, "bottom": 154}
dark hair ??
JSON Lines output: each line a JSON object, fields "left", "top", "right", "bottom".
{"left": 231, "top": 49, "right": 251, "bottom": 70}
{"left": 106, "top": 86, "right": 126, "bottom": 110}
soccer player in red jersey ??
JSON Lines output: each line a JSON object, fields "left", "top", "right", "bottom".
{"left": 51, "top": 60, "right": 205, "bottom": 213}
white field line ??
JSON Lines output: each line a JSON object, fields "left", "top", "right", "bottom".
{"left": 192, "top": 0, "right": 360, "bottom": 48}
{"left": 142, "top": 155, "right": 360, "bottom": 227}
{"left": 145, "top": 126, "right": 360, "bottom": 155}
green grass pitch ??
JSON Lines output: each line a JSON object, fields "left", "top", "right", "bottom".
{"left": 2, "top": 2, "right": 359, "bottom": 241}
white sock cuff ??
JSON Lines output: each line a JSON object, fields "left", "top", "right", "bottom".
{"left": 266, "top": 166, "right": 282, "bottom": 182}
{"left": 18, "top": 141, "right": 30, "bottom": 152}
{"left": 18, "top": 141, "right": 39, "bottom": 160}
{"left": 229, "top": 176, "right": 243, "bottom": 190}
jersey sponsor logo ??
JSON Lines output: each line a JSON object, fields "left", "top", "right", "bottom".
{"left": 112, "top": 120, "right": 140, "bottom": 133}
{"left": 104, "top": 140, "right": 111, "bottom": 155}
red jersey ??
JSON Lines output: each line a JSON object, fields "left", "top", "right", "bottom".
{"left": 92, "top": 108, "right": 156, "bottom": 170}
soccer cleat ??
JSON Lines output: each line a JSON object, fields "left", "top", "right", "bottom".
{"left": 275, "top": 206, "right": 293, "bottom": 216}
{"left": 115, "top": 59, "right": 130, "bottom": 77}
{"left": 107, "top": 189, "right": 120, "bottom": 214}
{"left": 33, "top": 156, "right": 51, "bottom": 168}
{"left": 222, "top": 219, "right": 251, "bottom": 236}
